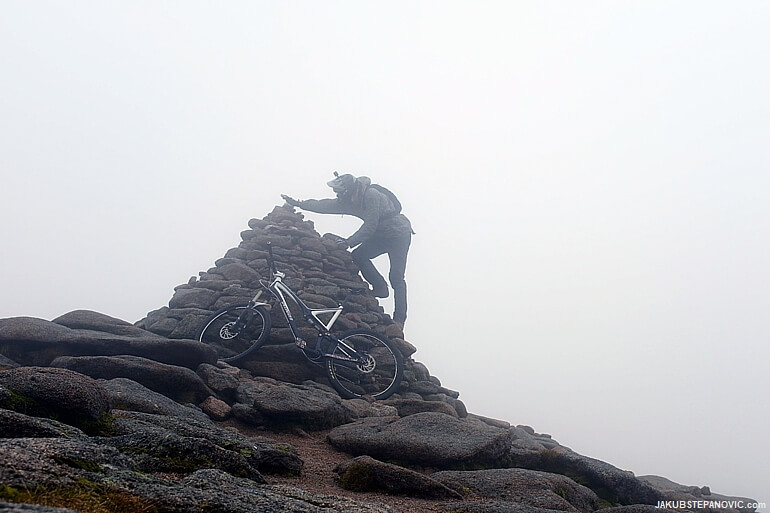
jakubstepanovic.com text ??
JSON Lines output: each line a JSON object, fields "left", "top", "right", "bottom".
{"left": 656, "top": 500, "right": 765, "bottom": 510}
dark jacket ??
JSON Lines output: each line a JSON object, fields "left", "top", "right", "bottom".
{"left": 299, "top": 186, "right": 412, "bottom": 247}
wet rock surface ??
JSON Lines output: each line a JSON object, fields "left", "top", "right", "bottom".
{"left": 0, "top": 315, "right": 216, "bottom": 368}
{"left": 335, "top": 455, "right": 463, "bottom": 498}
{"left": 328, "top": 412, "right": 512, "bottom": 469}
{"left": 51, "top": 354, "right": 213, "bottom": 403}
{"left": 432, "top": 468, "right": 600, "bottom": 512}
{"left": 0, "top": 366, "right": 110, "bottom": 434}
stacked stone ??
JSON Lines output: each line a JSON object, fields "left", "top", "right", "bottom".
{"left": 137, "top": 205, "right": 464, "bottom": 415}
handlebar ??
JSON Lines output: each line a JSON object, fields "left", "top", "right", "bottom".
{"left": 266, "top": 242, "right": 277, "bottom": 275}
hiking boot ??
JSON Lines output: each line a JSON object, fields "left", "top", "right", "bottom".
{"left": 371, "top": 285, "right": 389, "bottom": 298}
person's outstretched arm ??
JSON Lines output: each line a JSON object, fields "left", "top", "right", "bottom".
{"left": 299, "top": 197, "right": 348, "bottom": 214}
{"left": 282, "top": 194, "right": 346, "bottom": 214}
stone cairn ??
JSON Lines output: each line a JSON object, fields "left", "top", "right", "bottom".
{"left": 137, "top": 205, "right": 466, "bottom": 417}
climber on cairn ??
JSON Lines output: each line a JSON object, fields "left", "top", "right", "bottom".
{"left": 282, "top": 173, "right": 413, "bottom": 326}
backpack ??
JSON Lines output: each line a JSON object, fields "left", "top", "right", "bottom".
{"left": 368, "top": 183, "right": 402, "bottom": 214}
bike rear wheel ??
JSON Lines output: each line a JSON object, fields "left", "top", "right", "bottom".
{"left": 325, "top": 329, "right": 403, "bottom": 400}
{"left": 196, "top": 303, "right": 271, "bottom": 363}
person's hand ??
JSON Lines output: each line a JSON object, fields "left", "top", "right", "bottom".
{"left": 324, "top": 233, "right": 349, "bottom": 248}
{"left": 281, "top": 194, "right": 300, "bottom": 207}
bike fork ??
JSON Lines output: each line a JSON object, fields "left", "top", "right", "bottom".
{"left": 230, "top": 303, "right": 255, "bottom": 334}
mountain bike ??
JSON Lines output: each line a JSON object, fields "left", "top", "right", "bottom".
{"left": 196, "top": 242, "right": 404, "bottom": 400}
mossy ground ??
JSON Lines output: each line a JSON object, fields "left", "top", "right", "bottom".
{"left": 0, "top": 481, "right": 158, "bottom": 513}
{"left": 1, "top": 388, "right": 115, "bottom": 435}
{"left": 52, "top": 455, "right": 103, "bottom": 473}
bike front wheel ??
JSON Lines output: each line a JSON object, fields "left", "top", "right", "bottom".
{"left": 196, "top": 303, "right": 272, "bottom": 363}
{"left": 325, "top": 329, "right": 404, "bottom": 400}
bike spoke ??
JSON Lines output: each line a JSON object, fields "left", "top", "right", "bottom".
{"left": 197, "top": 305, "right": 270, "bottom": 363}
{"left": 325, "top": 330, "right": 403, "bottom": 399}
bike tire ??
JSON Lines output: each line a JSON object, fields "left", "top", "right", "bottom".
{"left": 325, "top": 329, "right": 404, "bottom": 400}
{"left": 196, "top": 303, "right": 272, "bottom": 363}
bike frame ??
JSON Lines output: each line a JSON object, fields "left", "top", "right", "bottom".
{"left": 243, "top": 243, "right": 363, "bottom": 365}
{"left": 256, "top": 270, "right": 343, "bottom": 348}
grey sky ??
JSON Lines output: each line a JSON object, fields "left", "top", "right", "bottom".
{"left": 1, "top": 1, "right": 768, "bottom": 502}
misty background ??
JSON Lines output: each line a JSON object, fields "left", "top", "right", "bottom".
{"left": 1, "top": 1, "right": 768, "bottom": 503}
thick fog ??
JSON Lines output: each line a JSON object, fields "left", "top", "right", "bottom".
{"left": 1, "top": 1, "right": 768, "bottom": 503}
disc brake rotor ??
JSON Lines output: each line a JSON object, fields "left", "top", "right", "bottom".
{"left": 219, "top": 322, "right": 238, "bottom": 340}
{"left": 357, "top": 354, "right": 376, "bottom": 373}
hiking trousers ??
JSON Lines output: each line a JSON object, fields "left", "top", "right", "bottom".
{"left": 351, "top": 233, "right": 411, "bottom": 324}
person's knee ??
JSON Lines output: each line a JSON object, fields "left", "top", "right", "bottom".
{"left": 351, "top": 248, "right": 366, "bottom": 265}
